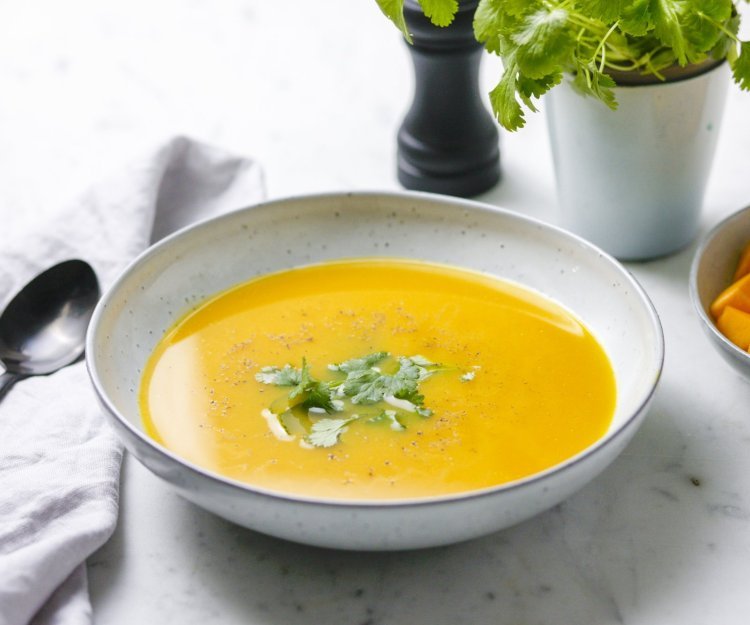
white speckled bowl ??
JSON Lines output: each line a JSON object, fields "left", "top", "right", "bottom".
{"left": 690, "top": 205, "right": 750, "bottom": 379}
{"left": 86, "top": 191, "right": 663, "bottom": 550}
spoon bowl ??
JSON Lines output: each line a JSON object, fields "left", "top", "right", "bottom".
{"left": 0, "top": 259, "right": 100, "bottom": 398}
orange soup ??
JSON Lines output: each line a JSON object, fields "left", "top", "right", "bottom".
{"left": 140, "top": 258, "right": 616, "bottom": 499}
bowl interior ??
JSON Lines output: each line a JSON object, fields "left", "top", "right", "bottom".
{"left": 89, "top": 192, "right": 663, "bottom": 475}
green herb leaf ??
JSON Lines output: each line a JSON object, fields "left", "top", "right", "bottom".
{"left": 651, "top": 0, "right": 690, "bottom": 65}
{"left": 619, "top": 0, "right": 654, "bottom": 36}
{"left": 343, "top": 368, "right": 391, "bottom": 404}
{"left": 489, "top": 60, "right": 526, "bottom": 131}
{"left": 288, "top": 358, "right": 338, "bottom": 413}
{"left": 473, "top": 0, "right": 508, "bottom": 54}
{"left": 339, "top": 355, "right": 435, "bottom": 406}
{"left": 255, "top": 364, "right": 302, "bottom": 386}
{"left": 732, "top": 41, "right": 750, "bottom": 90}
{"left": 420, "top": 0, "right": 460, "bottom": 28}
{"left": 517, "top": 72, "right": 562, "bottom": 113}
{"left": 307, "top": 417, "right": 357, "bottom": 448}
{"left": 513, "top": 8, "right": 574, "bottom": 79}
{"left": 328, "top": 351, "right": 389, "bottom": 373}
{"left": 711, "top": 9, "right": 740, "bottom": 59}
{"left": 375, "top": 0, "right": 460, "bottom": 43}
{"left": 682, "top": 0, "right": 734, "bottom": 56}
{"left": 577, "top": 0, "right": 630, "bottom": 23}
{"left": 375, "top": 0, "right": 410, "bottom": 41}
{"left": 258, "top": 359, "right": 338, "bottom": 413}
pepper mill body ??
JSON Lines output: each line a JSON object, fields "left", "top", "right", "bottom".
{"left": 397, "top": 0, "right": 500, "bottom": 197}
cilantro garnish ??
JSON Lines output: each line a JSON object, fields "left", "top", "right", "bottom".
{"left": 255, "top": 352, "right": 472, "bottom": 448}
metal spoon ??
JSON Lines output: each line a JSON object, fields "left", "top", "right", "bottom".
{"left": 0, "top": 259, "right": 100, "bottom": 400}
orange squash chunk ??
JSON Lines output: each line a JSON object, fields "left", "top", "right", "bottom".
{"left": 734, "top": 241, "right": 750, "bottom": 281}
{"left": 716, "top": 306, "right": 750, "bottom": 350}
{"left": 710, "top": 273, "right": 750, "bottom": 319}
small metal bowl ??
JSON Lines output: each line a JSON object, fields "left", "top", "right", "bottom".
{"left": 690, "top": 205, "right": 750, "bottom": 379}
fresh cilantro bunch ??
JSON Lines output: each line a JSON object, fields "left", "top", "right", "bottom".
{"left": 376, "top": 0, "right": 750, "bottom": 130}
{"left": 255, "top": 352, "right": 454, "bottom": 448}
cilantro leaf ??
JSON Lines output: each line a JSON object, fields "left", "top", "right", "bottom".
{"left": 512, "top": 8, "right": 574, "bottom": 79}
{"left": 375, "top": 0, "right": 410, "bottom": 42}
{"left": 681, "top": 0, "right": 734, "bottom": 56}
{"left": 577, "top": 0, "right": 630, "bottom": 23}
{"left": 420, "top": 0, "right": 460, "bottom": 28}
{"left": 255, "top": 364, "right": 301, "bottom": 386}
{"left": 306, "top": 417, "right": 356, "bottom": 448}
{"left": 375, "top": 0, "right": 460, "bottom": 43}
{"left": 489, "top": 59, "right": 526, "bottom": 131}
{"left": 473, "top": 0, "right": 509, "bottom": 55}
{"left": 328, "top": 351, "right": 389, "bottom": 373}
{"left": 343, "top": 368, "right": 391, "bottom": 404}
{"left": 711, "top": 10, "right": 741, "bottom": 59}
{"left": 651, "top": 0, "right": 689, "bottom": 65}
{"left": 619, "top": 0, "right": 654, "bottom": 36}
{"left": 302, "top": 380, "right": 338, "bottom": 413}
{"left": 286, "top": 358, "right": 337, "bottom": 413}
{"left": 517, "top": 72, "right": 561, "bottom": 113}
{"left": 258, "top": 359, "right": 337, "bottom": 413}
{"left": 732, "top": 41, "right": 750, "bottom": 91}
{"left": 338, "top": 355, "right": 435, "bottom": 406}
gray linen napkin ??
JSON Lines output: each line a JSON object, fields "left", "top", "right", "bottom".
{"left": 0, "top": 136, "right": 265, "bottom": 625}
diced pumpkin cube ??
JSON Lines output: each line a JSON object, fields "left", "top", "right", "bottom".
{"left": 716, "top": 306, "right": 750, "bottom": 350}
{"left": 734, "top": 241, "right": 750, "bottom": 281}
{"left": 710, "top": 273, "right": 750, "bottom": 319}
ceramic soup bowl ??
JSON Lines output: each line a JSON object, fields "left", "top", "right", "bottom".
{"left": 87, "top": 191, "right": 664, "bottom": 550}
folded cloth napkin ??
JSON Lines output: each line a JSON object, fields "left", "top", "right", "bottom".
{"left": 0, "top": 136, "right": 265, "bottom": 625}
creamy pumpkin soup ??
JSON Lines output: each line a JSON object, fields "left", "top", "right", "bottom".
{"left": 140, "top": 258, "right": 615, "bottom": 499}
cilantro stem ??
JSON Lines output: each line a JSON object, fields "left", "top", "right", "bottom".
{"left": 594, "top": 21, "right": 621, "bottom": 73}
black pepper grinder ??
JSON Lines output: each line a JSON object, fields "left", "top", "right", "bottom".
{"left": 397, "top": 0, "right": 500, "bottom": 198}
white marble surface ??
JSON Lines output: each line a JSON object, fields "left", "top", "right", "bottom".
{"left": 5, "top": 1, "right": 750, "bottom": 623}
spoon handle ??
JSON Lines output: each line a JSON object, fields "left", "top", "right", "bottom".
{"left": 0, "top": 370, "right": 20, "bottom": 401}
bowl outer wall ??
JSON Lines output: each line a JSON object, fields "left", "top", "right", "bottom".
{"left": 690, "top": 204, "right": 750, "bottom": 379}
{"left": 86, "top": 191, "right": 664, "bottom": 550}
